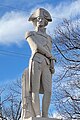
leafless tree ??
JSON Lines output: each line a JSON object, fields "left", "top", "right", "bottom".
{"left": 1, "top": 79, "right": 21, "bottom": 120}
{"left": 52, "top": 19, "right": 80, "bottom": 119}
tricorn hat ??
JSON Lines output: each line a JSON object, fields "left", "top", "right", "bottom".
{"left": 28, "top": 8, "right": 52, "bottom": 22}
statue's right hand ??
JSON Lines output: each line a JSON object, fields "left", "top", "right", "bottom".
{"left": 50, "top": 56, "right": 56, "bottom": 62}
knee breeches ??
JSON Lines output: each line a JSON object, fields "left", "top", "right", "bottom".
{"left": 31, "top": 60, "right": 52, "bottom": 93}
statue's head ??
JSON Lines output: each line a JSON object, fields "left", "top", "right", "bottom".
{"left": 28, "top": 8, "right": 52, "bottom": 27}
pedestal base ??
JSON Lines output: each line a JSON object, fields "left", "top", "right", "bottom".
{"left": 23, "top": 117, "right": 62, "bottom": 120}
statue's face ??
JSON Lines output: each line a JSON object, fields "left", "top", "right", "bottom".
{"left": 36, "top": 16, "right": 46, "bottom": 27}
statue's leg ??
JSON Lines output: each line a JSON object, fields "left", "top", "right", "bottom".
{"left": 31, "top": 61, "right": 41, "bottom": 117}
{"left": 42, "top": 63, "right": 52, "bottom": 117}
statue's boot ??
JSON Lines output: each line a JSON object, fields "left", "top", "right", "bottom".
{"left": 32, "top": 92, "right": 41, "bottom": 117}
{"left": 42, "top": 91, "right": 51, "bottom": 117}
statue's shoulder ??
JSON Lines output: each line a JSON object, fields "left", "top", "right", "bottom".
{"left": 25, "top": 31, "right": 35, "bottom": 39}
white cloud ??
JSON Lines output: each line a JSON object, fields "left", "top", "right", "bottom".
{"left": 43, "top": 0, "right": 80, "bottom": 34}
{"left": 0, "top": 11, "right": 33, "bottom": 45}
{"left": 0, "top": 0, "right": 80, "bottom": 45}
{"left": 52, "top": 0, "right": 80, "bottom": 19}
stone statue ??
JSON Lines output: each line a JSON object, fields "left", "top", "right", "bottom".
{"left": 21, "top": 8, "right": 56, "bottom": 119}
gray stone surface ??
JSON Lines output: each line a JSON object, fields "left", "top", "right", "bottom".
{"left": 21, "top": 8, "right": 56, "bottom": 119}
{"left": 24, "top": 117, "right": 62, "bottom": 120}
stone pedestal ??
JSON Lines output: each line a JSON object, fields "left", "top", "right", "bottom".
{"left": 23, "top": 117, "right": 62, "bottom": 120}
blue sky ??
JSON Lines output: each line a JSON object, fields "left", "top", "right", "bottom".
{"left": 0, "top": 0, "right": 80, "bottom": 118}
{"left": 0, "top": 0, "right": 80, "bottom": 84}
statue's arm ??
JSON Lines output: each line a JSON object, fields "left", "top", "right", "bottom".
{"left": 25, "top": 32, "right": 52, "bottom": 59}
{"left": 47, "top": 35, "right": 56, "bottom": 61}
{"left": 25, "top": 32, "right": 38, "bottom": 54}
{"left": 37, "top": 44, "right": 52, "bottom": 59}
